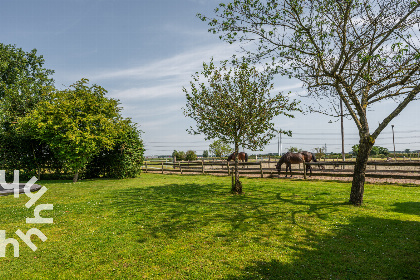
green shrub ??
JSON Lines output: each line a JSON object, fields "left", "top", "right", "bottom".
{"left": 185, "top": 150, "right": 197, "bottom": 161}
{"left": 85, "top": 121, "right": 144, "bottom": 179}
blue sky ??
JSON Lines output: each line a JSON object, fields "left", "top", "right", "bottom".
{"left": 1, "top": 0, "right": 419, "bottom": 156}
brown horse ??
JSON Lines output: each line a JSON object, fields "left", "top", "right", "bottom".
{"left": 276, "top": 151, "right": 318, "bottom": 177}
{"left": 227, "top": 152, "right": 248, "bottom": 162}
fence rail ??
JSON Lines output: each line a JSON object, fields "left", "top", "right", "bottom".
{"left": 142, "top": 159, "right": 420, "bottom": 181}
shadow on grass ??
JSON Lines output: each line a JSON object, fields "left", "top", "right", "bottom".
{"left": 110, "top": 181, "right": 419, "bottom": 279}
{"left": 109, "top": 181, "right": 345, "bottom": 243}
{"left": 224, "top": 216, "right": 420, "bottom": 280}
{"left": 392, "top": 202, "right": 420, "bottom": 216}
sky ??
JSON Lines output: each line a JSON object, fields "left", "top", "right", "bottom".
{"left": 1, "top": 0, "right": 419, "bottom": 156}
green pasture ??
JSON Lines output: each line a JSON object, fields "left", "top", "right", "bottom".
{"left": 0, "top": 174, "right": 419, "bottom": 279}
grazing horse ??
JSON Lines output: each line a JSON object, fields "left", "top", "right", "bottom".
{"left": 227, "top": 152, "right": 248, "bottom": 162}
{"left": 300, "top": 151, "right": 323, "bottom": 173}
{"left": 276, "top": 151, "right": 318, "bottom": 177}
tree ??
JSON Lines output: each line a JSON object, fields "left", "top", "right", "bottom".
{"left": 186, "top": 150, "right": 198, "bottom": 161}
{"left": 200, "top": 0, "right": 420, "bottom": 205}
{"left": 353, "top": 144, "right": 389, "bottom": 156}
{"left": 172, "top": 150, "right": 186, "bottom": 161}
{"left": 19, "top": 79, "right": 122, "bottom": 182}
{"left": 85, "top": 119, "right": 145, "bottom": 179}
{"left": 184, "top": 58, "right": 300, "bottom": 193}
{"left": 352, "top": 145, "right": 360, "bottom": 156}
{"left": 378, "top": 146, "right": 389, "bottom": 156}
{"left": 314, "top": 147, "right": 326, "bottom": 160}
{"left": 0, "top": 43, "right": 56, "bottom": 179}
{"left": 202, "top": 150, "right": 209, "bottom": 158}
{"left": 288, "top": 147, "right": 302, "bottom": 153}
{"left": 209, "top": 139, "right": 232, "bottom": 157}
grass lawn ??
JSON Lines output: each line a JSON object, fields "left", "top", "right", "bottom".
{"left": 0, "top": 173, "right": 419, "bottom": 279}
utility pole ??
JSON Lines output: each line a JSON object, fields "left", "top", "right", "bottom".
{"left": 340, "top": 99, "right": 345, "bottom": 161}
{"left": 278, "top": 133, "right": 282, "bottom": 156}
{"left": 392, "top": 125, "right": 396, "bottom": 160}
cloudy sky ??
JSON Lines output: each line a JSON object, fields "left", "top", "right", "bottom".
{"left": 2, "top": 0, "right": 419, "bottom": 156}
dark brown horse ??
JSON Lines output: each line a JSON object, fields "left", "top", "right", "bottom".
{"left": 227, "top": 152, "right": 248, "bottom": 162}
{"left": 276, "top": 151, "right": 318, "bottom": 177}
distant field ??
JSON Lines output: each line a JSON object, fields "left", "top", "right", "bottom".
{"left": 0, "top": 174, "right": 419, "bottom": 279}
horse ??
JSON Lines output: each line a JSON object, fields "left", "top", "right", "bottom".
{"left": 275, "top": 151, "right": 318, "bottom": 177}
{"left": 300, "top": 151, "right": 323, "bottom": 172}
{"left": 227, "top": 152, "right": 248, "bottom": 162}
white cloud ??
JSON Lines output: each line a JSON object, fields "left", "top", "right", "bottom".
{"left": 91, "top": 43, "right": 238, "bottom": 81}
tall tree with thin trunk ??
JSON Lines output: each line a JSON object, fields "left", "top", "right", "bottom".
{"left": 199, "top": 0, "right": 420, "bottom": 205}
{"left": 183, "top": 57, "right": 300, "bottom": 193}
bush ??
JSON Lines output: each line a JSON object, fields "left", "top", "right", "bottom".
{"left": 85, "top": 121, "right": 144, "bottom": 179}
{"left": 172, "top": 150, "right": 186, "bottom": 161}
{"left": 186, "top": 150, "right": 197, "bottom": 161}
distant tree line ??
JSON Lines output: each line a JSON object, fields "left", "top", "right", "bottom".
{"left": 172, "top": 150, "right": 197, "bottom": 161}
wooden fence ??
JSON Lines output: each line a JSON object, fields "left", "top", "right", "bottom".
{"left": 303, "top": 161, "right": 420, "bottom": 180}
{"left": 142, "top": 159, "right": 420, "bottom": 181}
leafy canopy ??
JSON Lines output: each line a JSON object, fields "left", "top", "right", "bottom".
{"left": 183, "top": 57, "right": 300, "bottom": 152}
{"left": 19, "top": 79, "right": 122, "bottom": 179}
{"left": 209, "top": 139, "right": 232, "bottom": 157}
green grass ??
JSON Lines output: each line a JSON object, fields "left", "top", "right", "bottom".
{"left": 0, "top": 174, "right": 419, "bottom": 279}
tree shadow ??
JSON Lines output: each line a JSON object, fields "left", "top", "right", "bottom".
{"left": 109, "top": 182, "right": 344, "bottom": 244}
{"left": 392, "top": 202, "right": 420, "bottom": 216}
{"left": 224, "top": 216, "right": 420, "bottom": 279}
{"left": 109, "top": 182, "right": 419, "bottom": 279}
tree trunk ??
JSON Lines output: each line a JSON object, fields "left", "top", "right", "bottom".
{"left": 231, "top": 143, "right": 242, "bottom": 194}
{"left": 73, "top": 171, "right": 79, "bottom": 183}
{"left": 350, "top": 136, "right": 374, "bottom": 206}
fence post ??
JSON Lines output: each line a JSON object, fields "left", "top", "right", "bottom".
{"left": 303, "top": 163, "right": 307, "bottom": 179}
{"left": 227, "top": 162, "right": 230, "bottom": 175}
{"left": 161, "top": 162, "right": 164, "bottom": 174}
{"left": 202, "top": 160, "right": 204, "bottom": 174}
{"left": 145, "top": 162, "right": 148, "bottom": 173}
{"left": 260, "top": 162, "right": 263, "bottom": 178}
{"left": 179, "top": 162, "right": 182, "bottom": 175}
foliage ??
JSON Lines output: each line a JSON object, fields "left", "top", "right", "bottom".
{"left": 0, "top": 43, "right": 56, "bottom": 178}
{"left": 185, "top": 150, "right": 198, "bottom": 161}
{"left": 287, "top": 147, "right": 302, "bottom": 153}
{"left": 202, "top": 150, "right": 209, "bottom": 158}
{"left": 85, "top": 120, "right": 145, "bottom": 179}
{"left": 209, "top": 139, "right": 232, "bottom": 157}
{"left": 352, "top": 145, "right": 360, "bottom": 156}
{"left": 18, "top": 79, "right": 122, "bottom": 182}
{"left": 314, "top": 147, "right": 326, "bottom": 160}
{"left": 353, "top": 144, "right": 389, "bottom": 156}
{"left": 0, "top": 174, "right": 419, "bottom": 279}
{"left": 200, "top": 0, "right": 420, "bottom": 205}
{"left": 184, "top": 57, "right": 300, "bottom": 193}
{"left": 0, "top": 43, "right": 54, "bottom": 124}
{"left": 172, "top": 150, "right": 186, "bottom": 161}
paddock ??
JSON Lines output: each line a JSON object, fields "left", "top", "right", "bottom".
{"left": 141, "top": 158, "right": 420, "bottom": 185}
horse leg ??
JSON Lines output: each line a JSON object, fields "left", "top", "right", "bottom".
{"left": 286, "top": 163, "right": 291, "bottom": 177}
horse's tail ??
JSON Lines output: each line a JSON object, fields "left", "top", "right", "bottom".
{"left": 244, "top": 153, "right": 248, "bottom": 162}
{"left": 312, "top": 153, "right": 318, "bottom": 162}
